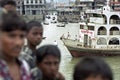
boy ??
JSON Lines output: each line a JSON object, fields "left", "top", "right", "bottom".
{"left": 21, "top": 20, "right": 43, "bottom": 68}
{"left": 21, "top": 20, "right": 43, "bottom": 80}
{"left": 0, "top": 0, "right": 16, "bottom": 12}
{"left": 0, "top": 12, "right": 31, "bottom": 80}
{"left": 36, "top": 45, "right": 65, "bottom": 80}
{"left": 73, "top": 56, "right": 113, "bottom": 80}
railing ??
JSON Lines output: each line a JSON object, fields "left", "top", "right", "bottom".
{"left": 110, "top": 31, "right": 120, "bottom": 35}
{"left": 98, "top": 31, "right": 107, "bottom": 35}
{"left": 98, "top": 45, "right": 120, "bottom": 49}
{"left": 86, "top": 9, "right": 102, "bottom": 14}
{"left": 110, "top": 20, "right": 120, "bottom": 24}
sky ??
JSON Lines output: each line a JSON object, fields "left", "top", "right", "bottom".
{"left": 46, "top": 0, "right": 75, "bottom": 3}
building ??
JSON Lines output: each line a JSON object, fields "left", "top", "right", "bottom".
{"left": 57, "top": 5, "right": 81, "bottom": 22}
{"left": 110, "top": 0, "right": 120, "bottom": 11}
{"left": 23, "top": 0, "right": 46, "bottom": 15}
{"left": 15, "top": 0, "right": 46, "bottom": 21}
{"left": 75, "top": 0, "right": 105, "bottom": 9}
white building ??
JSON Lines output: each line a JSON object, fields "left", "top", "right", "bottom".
{"left": 24, "top": 0, "right": 46, "bottom": 15}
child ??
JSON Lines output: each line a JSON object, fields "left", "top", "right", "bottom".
{"left": 73, "top": 56, "right": 113, "bottom": 80}
{"left": 21, "top": 21, "right": 43, "bottom": 80}
{"left": 0, "top": 11, "right": 31, "bottom": 80}
{"left": 36, "top": 45, "right": 65, "bottom": 80}
{"left": 0, "top": 0, "right": 16, "bottom": 12}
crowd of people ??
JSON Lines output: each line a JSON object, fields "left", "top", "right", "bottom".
{"left": 0, "top": 0, "right": 114, "bottom": 80}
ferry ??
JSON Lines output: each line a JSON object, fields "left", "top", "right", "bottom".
{"left": 62, "top": 1, "right": 120, "bottom": 57}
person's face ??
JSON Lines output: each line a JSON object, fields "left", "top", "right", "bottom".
{"left": 4, "top": 4, "right": 16, "bottom": 11}
{"left": 0, "top": 30, "right": 26, "bottom": 58}
{"left": 38, "top": 55, "right": 60, "bottom": 79}
{"left": 85, "top": 75, "right": 108, "bottom": 80}
{"left": 27, "top": 27, "right": 43, "bottom": 47}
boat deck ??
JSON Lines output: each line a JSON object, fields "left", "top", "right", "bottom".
{"left": 62, "top": 39, "right": 120, "bottom": 51}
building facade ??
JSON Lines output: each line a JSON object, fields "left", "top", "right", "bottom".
{"left": 23, "top": 0, "right": 46, "bottom": 15}
{"left": 75, "top": 0, "right": 105, "bottom": 9}
{"left": 15, "top": 0, "right": 46, "bottom": 15}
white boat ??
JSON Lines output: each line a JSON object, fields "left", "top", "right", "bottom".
{"left": 62, "top": 0, "right": 120, "bottom": 57}
{"left": 43, "top": 21, "right": 49, "bottom": 25}
{"left": 57, "top": 23, "right": 65, "bottom": 27}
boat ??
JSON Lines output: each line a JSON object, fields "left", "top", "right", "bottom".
{"left": 62, "top": 1, "right": 120, "bottom": 57}
{"left": 57, "top": 23, "right": 65, "bottom": 27}
{"left": 43, "top": 21, "right": 49, "bottom": 25}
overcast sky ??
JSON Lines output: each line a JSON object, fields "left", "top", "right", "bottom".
{"left": 46, "top": 0, "right": 75, "bottom": 3}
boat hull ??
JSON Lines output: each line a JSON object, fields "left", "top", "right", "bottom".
{"left": 66, "top": 45, "right": 120, "bottom": 57}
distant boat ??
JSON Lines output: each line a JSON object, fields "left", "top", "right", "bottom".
{"left": 43, "top": 21, "right": 49, "bottom": 25}
{"left": 57, "top": 23, "right": 65, "bottom": 27}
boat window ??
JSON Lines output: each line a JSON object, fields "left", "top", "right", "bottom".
{"left": 110, "top": 15, "right": 120, "bottom": 24}
{"left": 109, "top": 38, "right": 119, "bottom": 45}
{"left": 97, "top": 38, "right": 107, "bottom": 45}
{"left": 110, "top": 27, "right": 119, "bottom": 35}
{"left": 80, "top": 25, "right": 84, "bottom": 29}
{"left": 88, "top": 26, "right": 94, "bottom": 30}
{"left": 98, "top": 26, "right": 107, "bottom": 35}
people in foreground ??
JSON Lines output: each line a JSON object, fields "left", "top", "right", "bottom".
{"left": 21, "top": 21, "right": 43, "bottom": 80}
{"left": 0, "top": 0, "right": 16, "bottom": 13}
{"left": 36, "top": 45, "right": 65, "bottom": 80}
{"left": 0, "top": 12, "right": 31, "bottom": 80}
{"left": 73, "top": 56, "right": 113, "bottom": 80}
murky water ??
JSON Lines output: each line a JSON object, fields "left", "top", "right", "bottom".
{"left": 38, "top": 23, "right": 120, "bottom": 80}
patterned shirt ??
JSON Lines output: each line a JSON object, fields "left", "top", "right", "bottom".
{"left": 0, "top": 59, "right": 31, "bottom": 80}
{"left": 20, "top": 47, "right": 42, "bottom": 80}
{"left": 21, "top": 47, "right": 36, "bottom": 69}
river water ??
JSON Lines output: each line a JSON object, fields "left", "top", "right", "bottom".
{"left": 38, "top": 23, "right": 120, "bottom": 80}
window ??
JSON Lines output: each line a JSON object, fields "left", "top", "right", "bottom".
{"left": 35, "top": 5, "right": 38, "bottom": 8}
{"left": 26, "top": 0, "right": 29, "bottom": 3}
{"left": 27, "top": 5, "right": 29, "bottom": 8}
{"left": 97, "top": 38, "right": 107, "bottom": 45}
{"left": 31, "top": 0, "right": 33, "bottom": 3}
{"left": 40, "top": 0, "right": 42, "bottom": 3}
{"left": 35, "top": 0, "right": 37, "bottom": 3}
{"left": 31, "top": 6, "right": 34, "bottom": 8}
{"left": 80, "top": 25, "right": 84, "bottom": 29}
{"left": 88, "top": 26, "right": 94, "bottom": 30}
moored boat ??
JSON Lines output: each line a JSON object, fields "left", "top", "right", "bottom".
{"left": 62, "top": 0, "right": 120, "bottom": 57}
{"left": 62, "top": 39, "right": 120, "bottom": 57}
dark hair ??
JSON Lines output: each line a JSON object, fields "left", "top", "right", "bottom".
{"left": 26, "top": 20, "right": 43, "bottom": 33}
{"left": 73, "top": 56, "right": 113, "bottom": 80}
{"left": 0, "top": 11, "right": 27, "bottom": 32}
{"left": 36, "top": 45, "right": 61, "bottom": 63}
{"left": 0, "top": 0, "right": 16, "bottom": 7}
